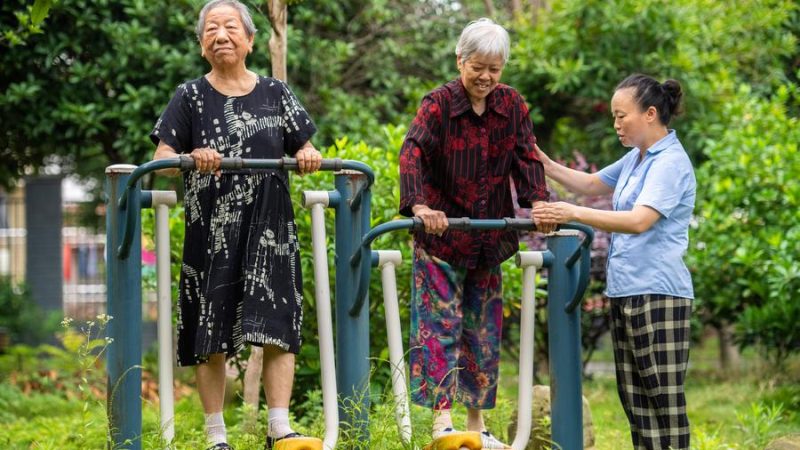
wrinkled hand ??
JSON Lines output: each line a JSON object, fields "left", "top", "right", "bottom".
{"left": 531, "top": 201, "right": 557, "bottom": 234}
{"left": 295, "top": 143, "right": 322, "bottom": 175}
{"left": 533, "top": 201, "right": 578, "bottom": 227}
{"left": 412, "top": 205, "right": 448, "bottom": 236}
{"left": 190, "top": 147, "right": 222, "bottom": 177}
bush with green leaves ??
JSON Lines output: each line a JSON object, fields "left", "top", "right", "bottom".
{"left": 688, "top": 80, "right": 800, "bottom": 365}
{"left": 0, "top": 277, "right": 60, "bottom": 346}
{"left": 288, "top": 125, "right": 411, "bottom": 402}
{"left": 505, "top": 0, "right": 798, "bottom": 167}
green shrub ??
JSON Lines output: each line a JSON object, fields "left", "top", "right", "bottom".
{"left": 505, "top": 0, "right": 797, "bottom": 167}
{"left": 289, "top": 125, "right": 411, "bottom": 403}
{"left": 688, "top": 81, "right": 800, "bottom": 364}
{"left": 0, "top": 276, "right": 60, "bottom": 346}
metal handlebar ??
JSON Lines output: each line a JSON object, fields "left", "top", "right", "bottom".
{"left": 349, "top": 217, "right": 539, "bottom": 317}
{"left": 116, "top": 157, "right": 374, "bottom": 259}
{"left": 560, "top": 223, "right": 595, "bottom": 313}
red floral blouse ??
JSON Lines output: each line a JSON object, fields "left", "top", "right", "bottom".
{"left": 400, "top": 79, "right": 549, "bottom": 269}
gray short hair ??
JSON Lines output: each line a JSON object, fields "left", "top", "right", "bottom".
{"left": 196, "top": 0, "right": 257, "bottom": 40}
{"left": 455, "top": 18, "right": 510, "bottom": 65}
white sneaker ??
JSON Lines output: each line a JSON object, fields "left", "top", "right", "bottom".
{"left": 480, "top": 430, "right": 511, "bottom": 449}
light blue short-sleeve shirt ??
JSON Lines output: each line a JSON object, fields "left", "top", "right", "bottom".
{"left": 596, "top": 130, "right": 696, "bottom": 298}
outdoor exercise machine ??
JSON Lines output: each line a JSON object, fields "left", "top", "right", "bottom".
{"left": 352, "top": 218, "right": 593, "bottom": 450}
{"left": 105, "top": 156, "right": 593, "bottom": 450}
{"left": 105, "top": 157, "right": 372, "bottom": 450}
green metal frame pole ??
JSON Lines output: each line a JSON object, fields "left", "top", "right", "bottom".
{"left": 334, "top": 171, "right": 371, "bottom": 445}
{"left": 547, "top": 229, "right": 583, "bottom": 450}
{"left": 105, "top": 164, "right": 143, "bottom": 450}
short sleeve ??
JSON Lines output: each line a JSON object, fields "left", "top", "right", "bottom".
{"left": 635, "top": 154, "right": 692, "bottom": 218}
{"left": 280, "top": 81, "right": 317, "bottom": 155}
{"left": 150, "top": 85, "right": 192, "bottom": 153}
{"left": 597, "top": 153, "right": 629, "bottom": 188}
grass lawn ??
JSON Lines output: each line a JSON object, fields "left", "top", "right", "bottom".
{"left": 1, "top": 333, "right": 798, "bottom": 449}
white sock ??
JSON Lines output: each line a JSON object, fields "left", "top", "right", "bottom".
{"left": 432, "top": 409, "right": 454, "bottom": 438}
{"left": 205, "top": 411, "right": 227, "bottom": 446}
{"left": 268, "top": 407, "right": 295, "bottom": 438}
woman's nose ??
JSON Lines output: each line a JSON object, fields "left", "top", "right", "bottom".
{"left": 214, "top": 28, "right": 229, "bottom": 41}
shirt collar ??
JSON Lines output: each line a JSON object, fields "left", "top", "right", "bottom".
{"left": 644, "top": 129, "right": 678, "bottom": 155}
{"left": 447, "top": 79, "right": 510, "bottom": 118}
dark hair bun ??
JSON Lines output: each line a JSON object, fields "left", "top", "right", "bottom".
{"left": 661, "top": 79, "right": 683, "bottom": 118}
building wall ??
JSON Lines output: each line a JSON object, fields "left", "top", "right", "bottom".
{"left": 25, "top": 176, "right": 63, "bottom": 313}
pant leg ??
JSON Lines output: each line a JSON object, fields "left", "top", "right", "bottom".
{"left": 611, "top": 298, "right": 646, "bottom": 450}
{"left": 409, "top": 245, "right": 466, "bottom": 410}
{"left": 456, "top": 265, "right": 503, "bottom": 409}
{"left": 615, "top": 294, "right": 692, "bottom": 450}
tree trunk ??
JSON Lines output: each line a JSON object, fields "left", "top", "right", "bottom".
{"left": 530, "top": 0, "right": 547, "bottom": 25}
{"left": 483, "top": 0, "right": 496, "bottom": 18}
{"left": 510, "top": 0, "right": 523, "bottom": 21}
{"left": 267, "top": 0, "right": 288, "bottom": 81}
{"left": 718, "top": 323, "right": 740, "bottom": 373}
{"left": 242, "top": 0, "right": 289, "bottom": 429}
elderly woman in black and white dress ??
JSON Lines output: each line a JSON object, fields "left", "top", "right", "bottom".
{"left": 150, "top": 1, "right": 321, "bottom": 449}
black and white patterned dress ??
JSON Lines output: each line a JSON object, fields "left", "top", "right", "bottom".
{"left": 150, "top": 75, "right": 316, "bottom": 366}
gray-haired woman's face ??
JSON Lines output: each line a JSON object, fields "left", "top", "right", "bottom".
{"left": 457, "top": 53, "right": 504, "bottom": 103}
{"left": 200, "top": 5, "right": 254, "bottom": 68}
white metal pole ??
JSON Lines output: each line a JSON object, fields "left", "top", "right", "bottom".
{"left": 305, "top": 192, "right": 339, "bottom": 450}
{"left": 377, "top": 250, "right": 412, "bottom": 444}
{"left": 153, "top": 191, "right": 177, "bottom": 446}
{"left": 512, "top": 251, "right": 544, "bottom": 450}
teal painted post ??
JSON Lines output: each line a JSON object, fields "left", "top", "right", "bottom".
{"left": 547, "top": 230, "right": 583, "bottom": 450}
{"left": 546, "top": 230, "right": 583, "bottom": 450}
{"left": 334, "top": 171, "right": 371, "bottom": 445}
{"left": 105, "top": 164, "right": 143, "bottom": 450}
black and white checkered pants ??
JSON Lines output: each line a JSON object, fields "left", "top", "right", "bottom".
{"left": 610, "top": 294, "right": 692, "bottom": 450}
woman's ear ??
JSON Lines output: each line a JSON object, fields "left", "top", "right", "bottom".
{"left": 646, "top": 105, "right": 658, "bottom": 123}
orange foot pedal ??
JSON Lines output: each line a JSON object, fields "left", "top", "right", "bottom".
{"left": 423, "top": 431, "right": 482, "bottom": 450}
{"left": 273, "top": 436, "right": 323, "bottom": 450}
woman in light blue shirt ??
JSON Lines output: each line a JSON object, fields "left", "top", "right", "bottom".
{"left": 533, "top": 74, "right": 695, "bottom": 450}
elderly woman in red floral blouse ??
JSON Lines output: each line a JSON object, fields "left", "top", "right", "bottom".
{"left": 399, "top": 18, "right": 552, "bottom": 449}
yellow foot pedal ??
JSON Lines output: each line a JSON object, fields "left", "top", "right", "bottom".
{"left": 423, "top": 431, "right": 482, "bottom": 450}
{"left": 273, "top": 436, "right": 323, "bottom": 450}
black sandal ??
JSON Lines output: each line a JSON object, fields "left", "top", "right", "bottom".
{"left": 206, "top": 443, "right": 234, "bottom": 450}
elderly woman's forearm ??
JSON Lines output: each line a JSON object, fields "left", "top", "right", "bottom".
{"left": 152, "top": 144, "right": 181, "bottom": 177}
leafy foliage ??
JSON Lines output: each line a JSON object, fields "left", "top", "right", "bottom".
{"left": 0, "top": 0, "right": 54, "bottom": 47}
{"left": 505, "top": 0, "right": 798, "bottom": 167}
{"left": 688, "top": 81, "right": 800, "bottom": 363}
{"left": 0, "top": 277, "right": 60, "bottom": 345}
{"left": 286, "top": 0, "right": 465, "bottom": 146}
{"left": 0, "top": 0, "right": 274, "bottom": 186}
